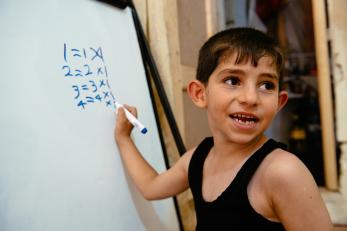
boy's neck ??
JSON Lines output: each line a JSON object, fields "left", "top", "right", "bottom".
{"left": 211, "top": 135, "right": 268, "bottom": 160}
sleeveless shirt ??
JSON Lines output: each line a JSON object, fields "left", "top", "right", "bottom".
{"left": 188, "top": 137, "right": 286, "bottom": 231}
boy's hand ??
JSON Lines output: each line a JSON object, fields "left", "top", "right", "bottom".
{"left": 114, "top": 104, "right": 137, "bottom": 143}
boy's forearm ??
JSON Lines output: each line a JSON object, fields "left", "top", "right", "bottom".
{"left": 116, "top": 136, "right": 159, "bottom": 199}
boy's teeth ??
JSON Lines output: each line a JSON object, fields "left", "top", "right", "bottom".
{"left": 235, "top": 118, "right": 255, "bottom": 124}
{"left": 234, "top": 114, "right": 254, "bottom": 119}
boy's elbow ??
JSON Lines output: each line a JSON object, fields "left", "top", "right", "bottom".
{"left": 142, "top": 190, "right": 160, "bottom": 201}
{"left": 143, "top": 194, "right": 157, "bottom": 201}
{"left": 141, "top": 188, "right": 168, "bottom": 201}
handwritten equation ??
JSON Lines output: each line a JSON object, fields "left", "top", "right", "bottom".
{"left": 62, "top": 43, "right": 115, "bottom": 109}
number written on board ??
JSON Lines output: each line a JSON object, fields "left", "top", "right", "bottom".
{"left": 62, "top": 43, "right": 115, "bottom": 109}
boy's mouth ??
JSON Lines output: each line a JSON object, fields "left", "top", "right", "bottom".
{"left": 230, "top": 113, "right": 259, "bottom": 124}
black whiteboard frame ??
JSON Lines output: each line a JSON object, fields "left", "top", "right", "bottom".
{"left": 95, "top": 0, "right": 186, "bottom": 230}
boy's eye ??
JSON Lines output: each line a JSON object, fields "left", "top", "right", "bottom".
{"left": 259, "top": 81, "right": 275, "bottom": 90}
{"left": 224, "top": 77, "right": 240, "bottom": 86}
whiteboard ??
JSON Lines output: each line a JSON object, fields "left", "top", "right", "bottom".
{"left": 0, "top": 0, "right": 180, "bottom": 230}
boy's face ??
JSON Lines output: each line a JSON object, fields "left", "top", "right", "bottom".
{"left": 188, "top": 53, "right": 288, "bottom": 144}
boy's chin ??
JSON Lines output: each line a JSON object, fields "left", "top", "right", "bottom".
{"left": 226, "top": 133, "right": 265, "bottom": 145}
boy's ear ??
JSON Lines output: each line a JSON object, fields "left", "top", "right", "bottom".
{"left": 187, "top": 80, "right": 207, "bottom": 108}
{"left": 277, "top": 90, "right": 289, "bottom": 112}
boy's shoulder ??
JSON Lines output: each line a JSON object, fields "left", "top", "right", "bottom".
{"left": 175, "top": 146, "right": 198, "bottom": 173}
{"left": 254, "top": 146, "right": 332, "bottom": 230}
{"left": 262, "top": 148, "right": 309, "bottom": 180}
{"left": 258, "top": 147, "right": 315, "bottom": 192}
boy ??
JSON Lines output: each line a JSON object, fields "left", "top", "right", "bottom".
{"left": 115, "top": 28, "right": 333, "bottom": 230}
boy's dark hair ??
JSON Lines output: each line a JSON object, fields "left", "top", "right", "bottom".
{"left": 196, "top": 27, "right": 285, "bottom": 88}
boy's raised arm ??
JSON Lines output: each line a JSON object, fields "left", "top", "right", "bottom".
{"left": 114, "top": 105, "right": 191, "bottom": 200}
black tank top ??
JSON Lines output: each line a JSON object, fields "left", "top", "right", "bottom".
{"left": 188, "top": 137, "right": 286, "bottom": 231}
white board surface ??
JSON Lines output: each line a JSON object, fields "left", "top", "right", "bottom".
{"left": 0, "top": 1, "right": 180, "bottom": 230}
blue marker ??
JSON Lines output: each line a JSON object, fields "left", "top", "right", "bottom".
{"left": 115, "top": 102, "right": 148, "bottom": 134}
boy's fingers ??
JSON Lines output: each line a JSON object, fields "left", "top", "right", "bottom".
{"left": 115, "top": 107, "right": 127, "bottom": 121}
{"left": 123, "top": 104, "right": 138, "bottom": 117}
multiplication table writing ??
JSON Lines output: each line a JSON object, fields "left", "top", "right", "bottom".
{"left": 62, "top": 43, "right": 115, "bottom": 109}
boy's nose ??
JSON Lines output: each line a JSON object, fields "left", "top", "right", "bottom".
{"left": 237, "top": 86, "right": 259, "bottom": 106}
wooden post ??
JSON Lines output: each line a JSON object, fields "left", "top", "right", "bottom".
{"left": 311, "top": 0, "right": 338, "bottom": 190}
